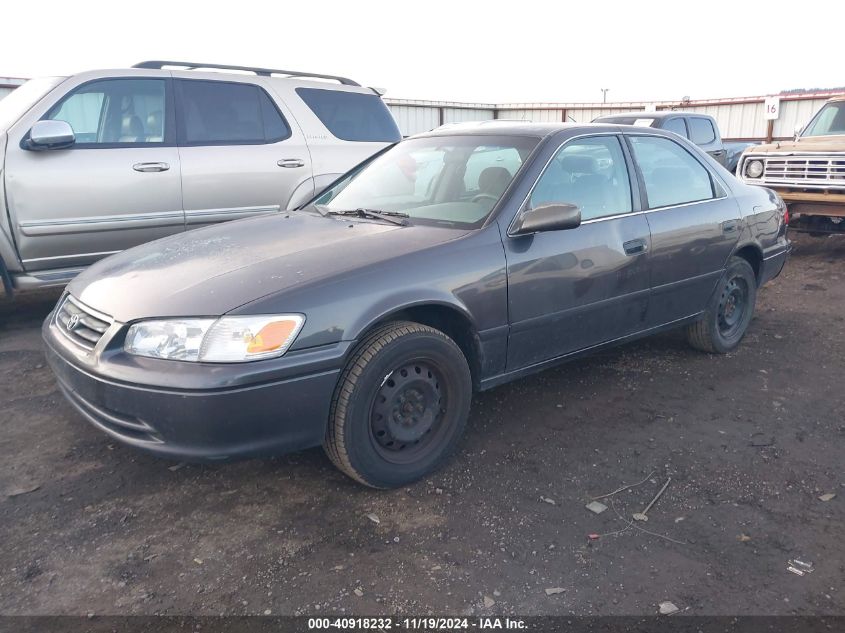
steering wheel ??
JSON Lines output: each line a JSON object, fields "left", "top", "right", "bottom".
{"left": 472, "top": 193, "right": 499, "bottom": 204}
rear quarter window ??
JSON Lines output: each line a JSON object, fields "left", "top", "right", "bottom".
{"left": 296, "top": 87, "right": 401, "bottom": 142}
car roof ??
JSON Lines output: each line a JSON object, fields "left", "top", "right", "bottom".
{"left": 415, "top": 121, "right": 619, "bottom": 139}
{"left": 595, "top": 111, "right": 710, "bottom": 120}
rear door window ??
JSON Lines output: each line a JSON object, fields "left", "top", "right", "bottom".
{"left": 663, "top": 117, "right": 688, "bottom": 138}
{"left": 688, "top": 117, "right": 716, "bottom": 145}
{"left": 176, "top": 80, "right": 291, "bottom": 145}
{"left": 629, "top": 135, "right": 714, "bottom": 208}
{"left": 45, "top": 78, "right": 167, "bottom": 145}
{"left": 296, "top": 87, "right": 401, "bottom": 142}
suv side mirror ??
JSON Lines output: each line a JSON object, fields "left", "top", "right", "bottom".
{"left": 512, "top": 203, "right": 581, "bottom": 235}
{"left": 26, "top": 120, "right": 75, "bottom": 150}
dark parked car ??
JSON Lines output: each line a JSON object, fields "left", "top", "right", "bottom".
{"left": 43, "top": 122, "right": 791, "bottom": 488}
{"left": 593, "top": 111, "right": 729, "bottom": 167}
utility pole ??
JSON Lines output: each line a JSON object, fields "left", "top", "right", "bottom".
{"left": 601, "top": 88, "right": 609, "bottom": 103}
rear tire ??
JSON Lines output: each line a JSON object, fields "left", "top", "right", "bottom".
{"left": 324, "top": 321, "right": 472, "bottom": 488}
{"left": 687, "top": 257, "right": 757, "bottom": 354}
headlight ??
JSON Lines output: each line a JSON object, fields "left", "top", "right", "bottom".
{"left": 745, "top": 159, "right": 764, "bottom": 178}
{"left": 124, "top": 315, "right": 305, "bottom": 362}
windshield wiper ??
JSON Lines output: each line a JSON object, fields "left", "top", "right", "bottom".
{"left": 326, "top": 208, "right": 409, "bottom": 226}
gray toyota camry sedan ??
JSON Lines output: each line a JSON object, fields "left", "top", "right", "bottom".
{"left": 43, "top": 122, "right": 790, "bottom": 488}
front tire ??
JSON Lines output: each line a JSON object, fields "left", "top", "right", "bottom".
{"left": 687, "top": 257, "right": 757, "bottom": 354}
{"left": 324, "top": 321, "right": 472, "bottom": 488}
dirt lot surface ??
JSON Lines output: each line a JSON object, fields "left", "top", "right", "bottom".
{"left": 0, "top": 234, "right": 843, "bottom": 617}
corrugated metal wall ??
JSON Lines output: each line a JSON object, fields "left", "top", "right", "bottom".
{"left": 442, "top": 107, "right": 495, "bottom": 124}
{"left": 496, "top": 108, "right": 562, "bottom": 123}
{"left": 387, "top": 93, "right": 845, "bottom": 140}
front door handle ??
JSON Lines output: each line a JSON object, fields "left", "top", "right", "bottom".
{"left": 133, "top": 162, "right": 170, "bottom": 173}
{"left": 277, "top": 158, "right": 305, "bottom": 168}
{"left": 623, "top": 238, "right": 648, "bottom": 256}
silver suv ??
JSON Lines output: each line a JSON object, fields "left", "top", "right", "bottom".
{"left": 0, "top": 61, "right": 400, "bottom": 294}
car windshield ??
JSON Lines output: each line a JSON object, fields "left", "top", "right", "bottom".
{"left": 802, "top": 102, "right": 845, "bottom": 137}
{"left": 310, "top": 134, "right": 540, "bottom": 228}
{"left": 0, "top": 77, "right": 63, "bottom": 131}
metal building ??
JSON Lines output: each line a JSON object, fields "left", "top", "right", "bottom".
{"left": 387, "top": 90, "right": 845, "bottom": 141}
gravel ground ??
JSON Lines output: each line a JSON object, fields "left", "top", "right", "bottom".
{"left": 0, "top": 233, "right": 843, "bottom": 617}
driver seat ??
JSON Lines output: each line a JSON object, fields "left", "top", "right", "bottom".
{"left": 478, "top": 166, "right": 512, "bottom": 199}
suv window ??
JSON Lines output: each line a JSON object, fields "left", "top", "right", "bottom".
{"left": 296, "top": 88, "right": 401, "bottom": 142}
{"left": 177, "top": 80, "right": 290, "bottom": 145}
{"left": 45, "top": 78, "right": 166, "bottom": 145}
{"left": 530, "top": 136, "right": 632, "bottom": 221}
{"left": 629, "top": 135, "right": 714, "bottom": 208}
{"left": 688, "top": 117, "right": 716, "bottom": 145}
{"left": 663, "top": 117, "right": 687, "bottom": 138}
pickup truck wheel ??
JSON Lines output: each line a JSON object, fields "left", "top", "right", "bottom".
{"left": 324, "top": 321, "right": 472, "bottom": 488}
{"left": 686, "top": 257, "right": 757, "bottom": 354}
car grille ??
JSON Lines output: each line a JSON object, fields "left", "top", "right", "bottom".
{"left": 55, "top": 295, "right": 112, "bottom": 350}
{"left": 763, "top": 155, "right": 845, "bottom": 186}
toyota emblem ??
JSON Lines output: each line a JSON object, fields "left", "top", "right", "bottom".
{"left": 66, "top": 314, "right": 80, "bottom": 331}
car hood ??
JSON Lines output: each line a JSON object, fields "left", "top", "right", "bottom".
{"left": 748, "top": 135, "right": 845, "bottom": 154}
{"left": 69, "top": 212, "right": 469, "bottom": 322}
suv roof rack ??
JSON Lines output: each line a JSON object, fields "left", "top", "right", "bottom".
{"left": 132, "top": 61, "right": 361, "bottom": 86}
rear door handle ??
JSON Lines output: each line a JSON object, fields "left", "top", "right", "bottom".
{"left": 721, "top": 220, "right": 739, "bottom": 233}
{"left": 623, "top": 238, "right": 648, "bottom": 256}
{"left": 277, "top": 158, "right": 305, "bottom": 168}
{"left": 133, "top": 162, "right": 170, "bottom": 172}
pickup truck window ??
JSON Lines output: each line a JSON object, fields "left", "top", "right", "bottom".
{"left": 688, "top": 117, "right": 716, "bottom": 145}
{"left": 45, "top": 78, "right": 166, "bottom": 144}
{"left": 663, "top": 117, "right": 687, "bottom": 138}
{"left": 530, "top": 136, "right": 632, "bottom": 221}
{"left": 802, "top": 102, "right": 845, "bottom": 137}
{"left": 629, "top": 135, "right": 714, "bottom": 208}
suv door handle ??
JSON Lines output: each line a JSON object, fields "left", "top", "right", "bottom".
{"left": 133, "top": 162, "right": 170, "bottom": 172}
{"left": 277, "top": 159, "right": 305, "bottom": 168}
{"left": 623, "top": 238, "right": 648, "bottom": 255}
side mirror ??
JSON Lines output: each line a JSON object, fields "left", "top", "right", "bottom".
{"left": 511, "top": 203, "right": 581, "bottom": 235}
{"left": 26, "top": 120, "right": 75, "bottom": 150}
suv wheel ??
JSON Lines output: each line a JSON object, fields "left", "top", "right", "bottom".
{"left": 324, "top": 321, "right": 472, "bottom": 488}
{"left": 687, "top": 256, "right": 757, "bottom": 354}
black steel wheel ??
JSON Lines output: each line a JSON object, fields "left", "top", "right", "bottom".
{"left": 325, "top": 321, "right": 472, "bottom": 488}
{"left": 370, "top": 361, "right": 446, "bottom": 463}
{"left": 717, "top": 276, "right": 749, "bottom": 339}
{"left": 687, "top": 256, "right": 757, "bottom": 354}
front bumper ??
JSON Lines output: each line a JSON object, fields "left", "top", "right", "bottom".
{"left": 43, "top": 309, "right": 347, "bottom": 461}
